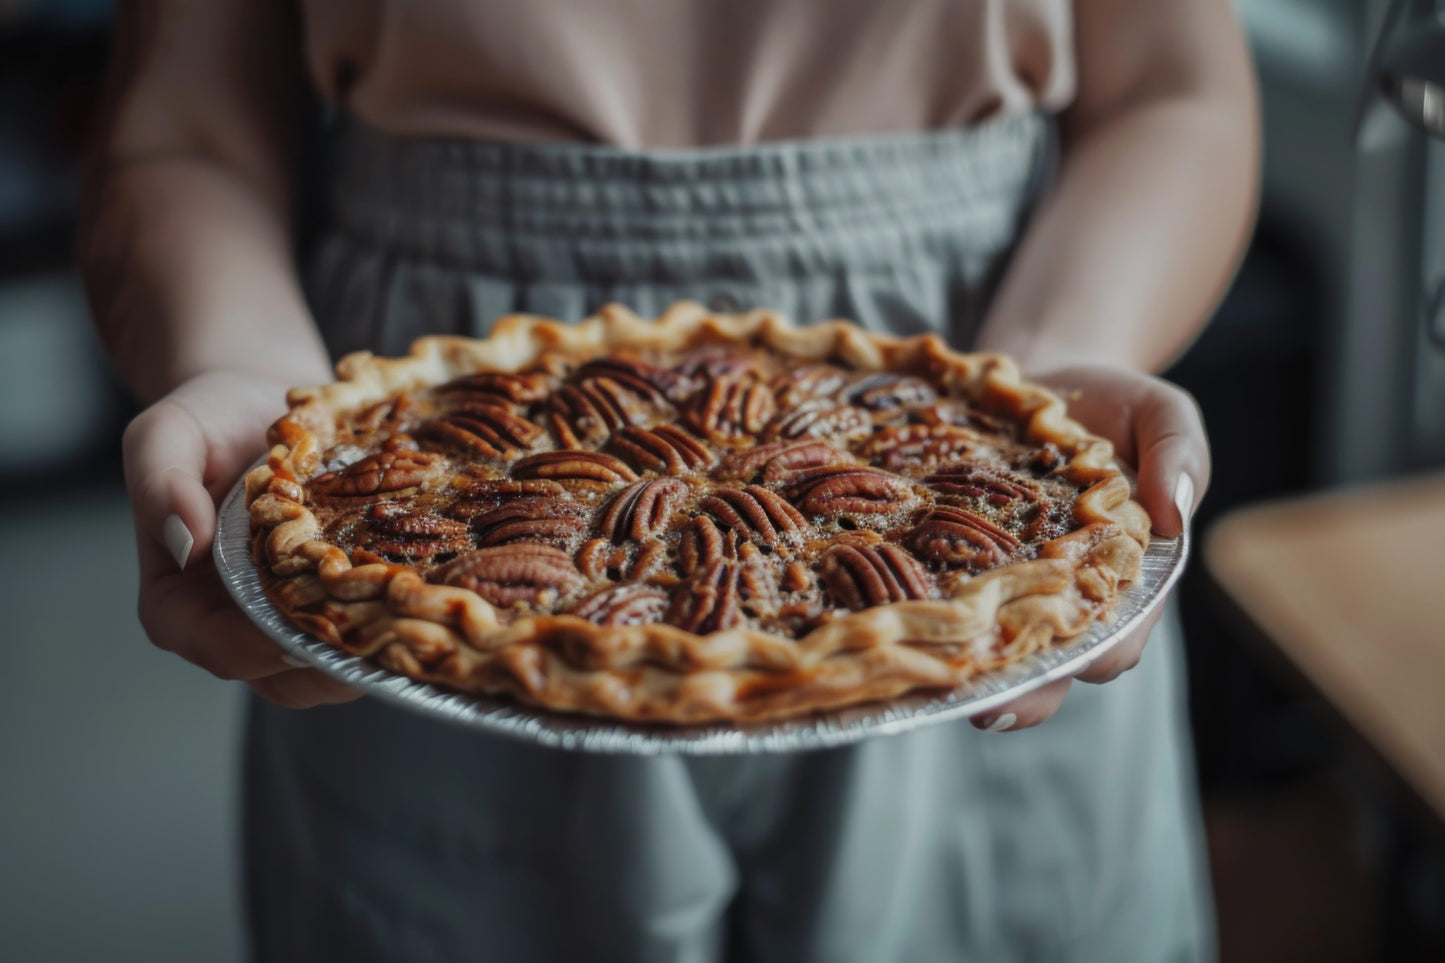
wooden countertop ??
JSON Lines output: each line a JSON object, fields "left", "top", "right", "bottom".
{"left": 1206, "top": 472, "right": 1445, "bottom": 822}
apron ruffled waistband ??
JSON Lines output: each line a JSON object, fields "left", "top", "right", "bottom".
{"left": 318, "top": 112, "right": 1052, "bottom": 285}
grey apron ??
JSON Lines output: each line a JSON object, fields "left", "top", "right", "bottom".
{"left": 245, "top": 114, "right": 1215, "bottom": 963}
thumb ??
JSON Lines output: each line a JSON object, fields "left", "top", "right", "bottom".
{"left": 1132, "top": 384, "right": 1209, "bottom": 539}
{"left": 123, "top": 399, "right": 217, "bottom": 571}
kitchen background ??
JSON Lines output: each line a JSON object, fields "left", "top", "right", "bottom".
{"left": 2, "top": 1, "right": 1443, "bottom": 960}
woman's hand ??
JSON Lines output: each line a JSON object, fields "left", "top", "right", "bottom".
{"left": 124, "top": 370, "right": 362, "bottom": 709}
{"left": 970, "top": 364, "right": 1209, "bottom": 732}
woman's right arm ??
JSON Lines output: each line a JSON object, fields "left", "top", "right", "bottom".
{"left": 82, "top": 0, "right": 358, "bottom": 706}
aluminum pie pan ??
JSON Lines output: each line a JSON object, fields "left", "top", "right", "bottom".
{"left": 215, "top": 469, "right": 1187, "bottom": 755}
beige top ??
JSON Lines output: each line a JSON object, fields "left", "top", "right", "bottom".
{"left": 299, "top": 0, "right": 1075, "bottom": 149}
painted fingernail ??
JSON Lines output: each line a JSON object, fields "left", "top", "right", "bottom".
{"left": 281, "top": 653, "right": 310, "bottom": 669}
{"left": 163, "top": 513, "right": 194, "bottom": 571}
{"left": 1173, "top": 474, "right": 1195, "bottom": 530}
{"left": 985, "top": 712, "right": 1017, "bottom": 733}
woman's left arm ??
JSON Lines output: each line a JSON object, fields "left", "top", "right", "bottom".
{"left": 969, "top": 0, "right": 1260, "bottom": 731}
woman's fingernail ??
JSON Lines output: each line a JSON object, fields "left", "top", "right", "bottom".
{"left": 1173, "top": 474, "right": 1195, "bottom": 529}
{"left": 281, "top": 653, "right": 310, "bottom": 669}
{"left": 985, "top": 712, "right": 1017, "bottom": 733}
{"left": 163, "top": 513, "right": 194, "bottom": 570}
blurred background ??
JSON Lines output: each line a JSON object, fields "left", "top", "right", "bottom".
{"left": 2, "top": 1, "right": 1444, "bottom": 960}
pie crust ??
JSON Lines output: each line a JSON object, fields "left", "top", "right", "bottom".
{"left": 246, "top": 302, "right": 1150, "bottom": 723}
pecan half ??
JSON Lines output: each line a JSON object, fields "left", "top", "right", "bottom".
{"left": 698, "top": 485, "right": 807, "bottom": 550}
{"left": 819, "top": 542, "right": 932, "bottom": 610}
{"left": 913, "top": 399, "right": 1015, "bottom": 436}
{"left": 922, "top": 467, "right": 1046, "bottom": 507}
{"left": 311, "top": 442, "right": 441, "bottom": 499}
{"left": 904, "top": 505, "right": 1021, "bottom": 571}
{"left": 575, "top": 537, "right": 671, "bottom": 582}
{"left": 854, "top": 424, "right": 986, "bottom": 473}
{"left": 771, "top": 365, "right": 851, "bottom": 409}
{"left": 434, "top": 543, "right": 584, "bottom": 608}
{"left": 605, "top": 425, "right": 713, "bottom": 475}
{"left": 677, "top": 514, "right": 734, "bottom": 575}
{"left": 437, "top": 371, "right": 552, "bottom": 406}
{"left": 733, "top": 540, "right": 781, "bottom": 613}
{"left": 761, "top": 401, "right": 872, "bottom": 444}
{"left": 781, "top": 465, "right": 917, "bottom": 516}
{"left": 360, "top": 503, "right": 471, "bottom": 558}
{"left": 683, "top": 375, "right": 778, "bottom": 442}
{"left": 842, "top": 372, "right": 938, "bottom": 411}
{"left": 470, "top": 496, "right": 585, "bottom": 548}
{"left": 677, "top": 345, "right": 766, "bottom": 381}
{"left": 574, "top": 354, "right": 686, "bottom": 403}
{"left": 350, "top": 395, "right": 415, "bottom": 434}
{"left": 665, "top": 557, "right": 770, "bottom": 633}
{"left": 598, "top": 477, "right": 689, "bottom": 543}
{"left": 415, "top": 403, "right": 545, "bottom": 457}
{"left": 446, "top": 476, "right": 567, "bottom": 520}
{"left": 570, "top": 583, "right": 671, "bottom": 627}
{"left": 510, "top": 450, "right": 638, "bottom": 491}
{"left": 545, "top": 376, "right": 669, "bottom": 448}
{"left": 712, "top": 439, "right": 853, "bottom": 483}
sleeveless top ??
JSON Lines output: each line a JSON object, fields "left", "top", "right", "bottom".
{"left": 298, "top": 0, "right": 1076, "bottom": 148}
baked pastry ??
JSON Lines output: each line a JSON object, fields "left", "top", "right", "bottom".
{"left": 246, "top": 302, "right": 1150, "bottom": 723}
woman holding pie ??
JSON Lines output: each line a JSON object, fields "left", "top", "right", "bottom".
{"left": 83, "top": 1, "right": 1255, "bottom": 960}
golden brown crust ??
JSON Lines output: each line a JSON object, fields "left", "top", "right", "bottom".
{"left": 246, "top": 302, "right": 1149, "bottom": 723}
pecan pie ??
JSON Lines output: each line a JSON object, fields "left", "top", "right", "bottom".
{"left": 246, "top": 302, "right": 1150, "bottom": 723}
